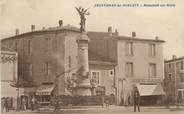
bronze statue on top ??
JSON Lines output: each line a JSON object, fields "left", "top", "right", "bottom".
{"left": 75, "top": 6, "right": 90, "bottom": 32}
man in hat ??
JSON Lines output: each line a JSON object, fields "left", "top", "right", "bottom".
{"left": 133, "top": 86, "right": 140, "bottom": 112}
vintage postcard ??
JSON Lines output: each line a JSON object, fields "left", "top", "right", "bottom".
{"left": 0, "top": 0, "right": 184, "bottom": 114}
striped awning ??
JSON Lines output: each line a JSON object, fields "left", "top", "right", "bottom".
{"left": 36, "top": 84, "right": 55, "bottom": 95}
{"left": 137, "top": 84, "right": 165, "bottom": 96}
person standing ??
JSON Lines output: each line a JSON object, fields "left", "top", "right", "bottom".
{"left": 177, "top": 92, "right": 182, "bottom": 108}
{"left": 1, "top": 97, "right": 5, "bottom": 113}
{"left": 31, "top": 96, "right": 36, "bottom": 111}
{"left": 54, "top": 96, "right": 60, "bottom": 112}
{"left": 22, "top": 97, "right": 27, "bottom": 110}
{"left": 133, "top": 86, "right": 140, "bottom": 112}
{"left": 4, "top": 97, "right": 9, "bottom": 112}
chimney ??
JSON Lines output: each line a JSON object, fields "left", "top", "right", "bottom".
{"left": 114, "top": 29, "right": 119, "bottom": 36}
{"left": 108, "top": 26, "right": 112, "bottom": 35}
{"left": 31, "top": 25, "right": 35, "bottom": 32}
{"left": 42, "top": 27, "right": 45, "bottom": 30}
{"left": 155, "top": 36, "right": 159, "bottom": 40}
{"left": 172, "top": 55, "right": 177, "bottom": 60}
{"left": 59, "top": 20, "right": 63, "bottom": 27}
{"left": 15, "top": 29, "right": 19, "bottom": 35}
{"left": 132, "top": 32, "right": 136, "bottom": 38}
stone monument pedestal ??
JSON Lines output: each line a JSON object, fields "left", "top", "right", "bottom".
{"left": 73, "top": 78, "right": 92, "bottom": 96}
{"left": 73, "top": 32, "right": 92, "bottom": 96}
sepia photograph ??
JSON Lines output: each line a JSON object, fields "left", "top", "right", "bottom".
{"left": 0, "top": 0, "right": 184, "bottom": 114}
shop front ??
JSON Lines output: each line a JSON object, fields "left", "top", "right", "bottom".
{"left": 35, "top": 82, "right": 55, "bottom": 106}
{"left": 136, "top": 84, "right": 165, "bottom": 105}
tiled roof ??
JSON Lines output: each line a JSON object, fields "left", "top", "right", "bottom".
{"left": 1, "top": 25, "right": 80, "bottom": 41}
{"left": 87, "top": 31, "right": 165, "bottom": 43}
{"left": 2, "top": 24, "right": 165, "bottom": 43}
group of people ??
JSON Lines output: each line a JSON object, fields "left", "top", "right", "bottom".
{"left": 20, "top": 96, "right": 37, "bottom": 111}
{"left": 1, "top": 88, "right": 141, "bottom": 113}
{"left": 1, "top": 96, "right": 38, "bottom": 112}
{"left": 1, "top": 97, "right": 12, "bottom": 113}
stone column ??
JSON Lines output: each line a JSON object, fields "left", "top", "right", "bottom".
{"left": 74, "top": 32, "right": 92, "bottom": 96}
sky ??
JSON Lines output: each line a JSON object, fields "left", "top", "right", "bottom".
{"left": 0, "top": 0, "right": 184, "bottom": 59}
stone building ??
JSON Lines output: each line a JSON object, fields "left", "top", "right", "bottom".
{"left": 1, "top": 21, "right": 165, "bottom": 105}
{"left": 88, "top": 29, "right": 165, "bottom": 105}
{"left": 1, "top": 22, "right": 116, "bottom": 104}
{"left": 0, "top": 44, "right": 18, "bottom": 109}
{"left": 164, "top": 56, "right": 184, "bottom": 105}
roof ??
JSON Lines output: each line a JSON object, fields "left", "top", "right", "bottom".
{"left": 2, "top": 25, "right": 165, "bottom": 43}
{"left": 87, "top": 31, "right": 165, "bottom": 43}
{"left": 165, "top": 56, "right": 184, "bottom": 63}
{"left": 114, "top": 36, "right": 165, "bottom": 43}
{"left": 1, "top": 24, "right": 80, "bottom": 41}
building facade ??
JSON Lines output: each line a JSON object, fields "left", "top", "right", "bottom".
{"left": 1, "top": 22, "right": 117, "bottom": 104}
{"left": 88, "top": 30, "right": 165, "bottom": 105}
{"left": 164, "top": 56, "right": 184, "bottom": 105}
{"left": 1, "top": 21, "right": 165, "bottom": 105}
{"left": 0, "top": 45, "right": 18, "bottom": 109}
{"left": 116, "top": 35, "right": 165, "bottom": 105}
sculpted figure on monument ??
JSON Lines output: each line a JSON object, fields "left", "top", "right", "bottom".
{"left": 75, "top": 6, "right": 90, "bottom": 32}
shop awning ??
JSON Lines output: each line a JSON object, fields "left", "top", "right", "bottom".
{"left": 36, "top": 83, "right": 55, "bottom": 95}
{"left": 137, "top": 84, "right": 165, "bottom": 96}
